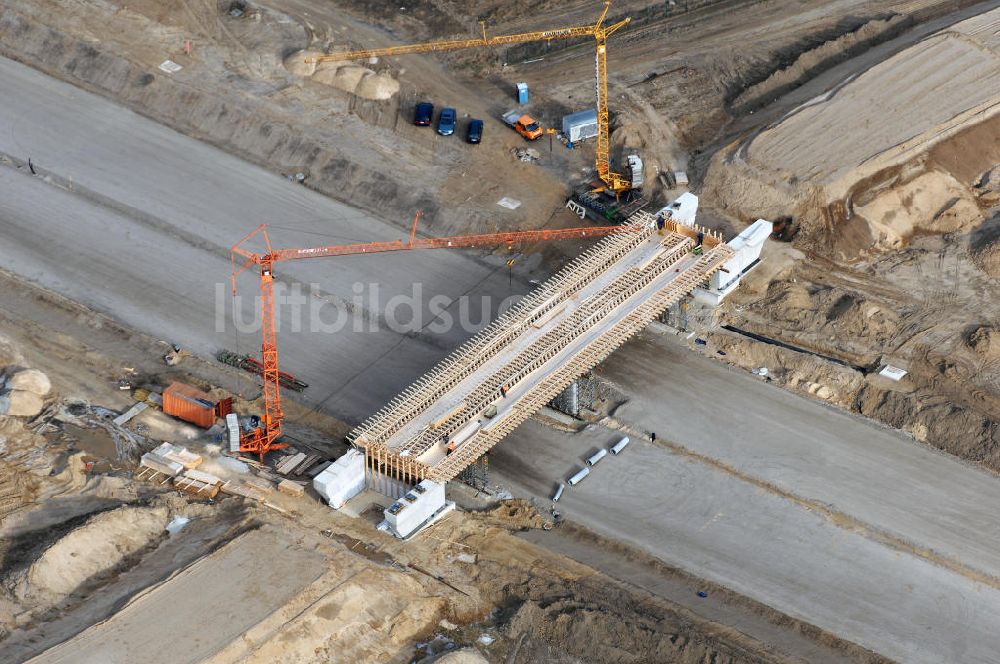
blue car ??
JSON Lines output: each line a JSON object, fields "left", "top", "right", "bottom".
{"left": 413, "top": 102, "right": 433, "bottom": 126}
{"left": 437, "top": 107, "right": 457, "bottom": 136}
{"left": 466, "top": 119, "right": 483, "bottom": 144}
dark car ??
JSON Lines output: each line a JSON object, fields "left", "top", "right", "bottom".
{"left": 437, "top": 107, "right": 457, "bottom": 136}
{"left": 466, "top": 119, "right": 483, "bottom": 144}
{"left": 413, "top": 102, "right": 433, "bottom": 126}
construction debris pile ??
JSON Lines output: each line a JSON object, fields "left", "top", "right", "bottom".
{"left": 511, "top": 147, "right": 541, "bottom": 163}
{"left": 0, "top": 368, "right": 50, "bottom": 418}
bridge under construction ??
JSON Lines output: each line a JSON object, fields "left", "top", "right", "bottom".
{"left": 349, "top": 210, "right": 734, "bottom": 494}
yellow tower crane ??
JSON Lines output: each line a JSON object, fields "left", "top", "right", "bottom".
{"left": 309, "top": 2, "right": 631, "bottom": 195}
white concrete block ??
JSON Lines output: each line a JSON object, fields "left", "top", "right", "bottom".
{"left": 313, "top": 449, "right": 366, "bottom": 509}
{"left": 384, "top": 480, "right": 447, "bottom": 538}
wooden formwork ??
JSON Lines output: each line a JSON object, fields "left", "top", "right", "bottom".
{"left": 663, "top": 217, "right": 725, "bottom": 248}
{"left": 396, "top": 234, "right": 696, "bottom": 459}
{"left": 363, "top": 444, "right": 428, "bottom": 499}
{"left": 348, "top": 208, "right": 733, "bottom": 486}
{"left": 350, "top": 223, "right": 652, "bottom": 448}
{"left": 429, "top": 243, "right": 734, "bottom": 481}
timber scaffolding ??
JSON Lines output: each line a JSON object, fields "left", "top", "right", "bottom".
{"left": 350, "top": 210, "right": 733, "bottom": 495}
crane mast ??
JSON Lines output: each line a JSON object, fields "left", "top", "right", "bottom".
{"left": 593, "top": 3, "right": 631, "bottom": 194}
{"left": 309, "top": 1, "right": 632, "bottom": 195}
{"left": 230, "top": 215, "right": 640, "bottom": 460}
{"left": 255, "top": 257, "right": 283, "bottom": 453}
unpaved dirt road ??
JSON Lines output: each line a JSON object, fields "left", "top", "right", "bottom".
{"left": 492, "top": 331, "right": 1000, "bottom": 664}
{"left": 28, "top": 527, "right": 327, "bottom": 664}
{"left": 0, "top": 55, "right": 545, "bottom": 422}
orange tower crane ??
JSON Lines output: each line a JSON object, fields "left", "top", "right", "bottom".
{"left": 309, "top": 1, "right": 632, "bottom": 195}
{"left": 230, "top": 214, "right": 640, "bottom": 459}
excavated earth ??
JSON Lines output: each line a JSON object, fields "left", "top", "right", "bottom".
{"left": 695, "top": 4, "right": 1000, "bottom": 472}
{"left": 2, "top": 0, "right": 1000, "bottom": 661}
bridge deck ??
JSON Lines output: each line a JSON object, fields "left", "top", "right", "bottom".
{"left": 352, "top": 210, "right": 733, "bottom": 491}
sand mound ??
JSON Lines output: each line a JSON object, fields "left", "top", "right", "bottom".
{"left": 314, "top": 58, "right": 346, "bottom": 73}
{"left": 753, "top": 280, "right": 818, "bottom": 324}
{"left": 356, "top": 71, "right": 400, "bottom": 100}
{"left": 0, "top": 367, "right": 50, "bottom": 417}
{"left": 972, "top": 248, "right": 1000, "bottom": 277}
{"left": 478, "top": 499, "right": 548, "bottom": 530}
{"left": 319, "top": 64, "right": 368, "bottom": 89}
{"left": 7, "top": 369, "right": 50, "bottom": 396}
{"left": 772, "top": 281, "right": 814, "bottom": 311}
{"left": 829, "top": 298, "right": 898, "bottom": 343}
{"left": 968, "top": 326, "right": 1000, "bottom": 357}
{"left": 310, "top": 62, "right": 345, "bottom": 86}
{"left": 283, "top": 48, "right": 321, "bottom": 76}
{"left": 285, "top": 50, "right": 399, "bottom": 100}
{"left": 11, "top": 505, "right": 169, "bottom": 602}
{"left": 434, "top": 650, "right": 488, "bottom": 664}
{"left": 503, "top": 595, "right": 725, "bottom": 663}
{"left": 1, "top": 391, "right": 44, "bottom": 418}
{"left": 971, "top": 223, "right": 1000, "bottom": 278}
{"left": 854, "top": 171, "right": 982, "bottom": 250}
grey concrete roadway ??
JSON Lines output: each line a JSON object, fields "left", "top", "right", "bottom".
{"left": 495, "top": 417, "right": 1000, "bottom": 664}
{"left": 0, "top": 56, "right": 539, "bottom": 421}
{"left": 492, "top": 330, "right": 1000, "bottom": 663}
{"left": 604, "top": 333, "right": 1000, "bottom": 583}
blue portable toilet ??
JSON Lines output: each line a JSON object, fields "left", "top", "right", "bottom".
{"left": 516, "top": 82, "right": 529, "bottom": 104}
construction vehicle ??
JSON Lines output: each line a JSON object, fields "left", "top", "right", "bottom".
{"left": 309, "top": 1, "right": 632, "bottom": 197}
{"left": 230, "top": 213, "right": 639, "bottom": 461}
{"left": 574, "top": 186, "right": 647, "bottom": 224}
{"left": 502, "top": 111, "right": 544, "bottom": 141}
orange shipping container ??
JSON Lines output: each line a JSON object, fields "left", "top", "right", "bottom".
{"left": 163, "top": 382, "right": 217, "bottom": 428}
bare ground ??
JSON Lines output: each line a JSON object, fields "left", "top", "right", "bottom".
{"left": 0, "top": 268, "right": 849, "bottom": 663}
{"left": 2, "top": 0, "right": 999, "bottom": 660}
